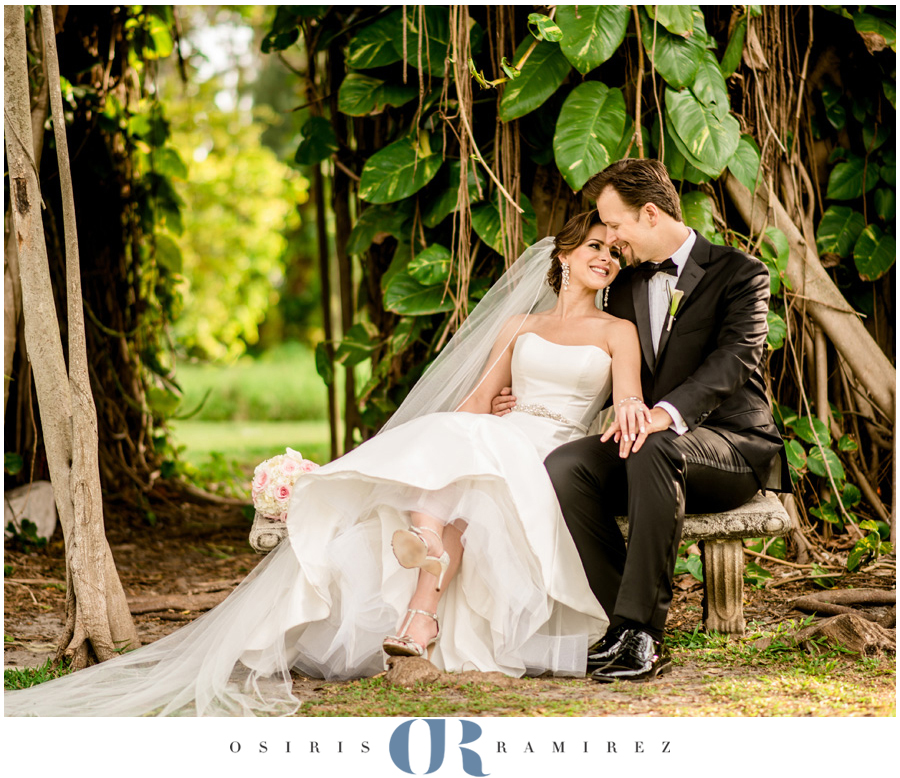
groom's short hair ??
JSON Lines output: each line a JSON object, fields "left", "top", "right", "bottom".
{"left": 582, "top": 159, "right": 682, "bottom": 222}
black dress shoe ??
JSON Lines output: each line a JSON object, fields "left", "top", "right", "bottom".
{"left": 590, "top": 629, "right": 672, "bottom": 683}
{"left": 586, "top": 624, "right": 628, "bottom": 671}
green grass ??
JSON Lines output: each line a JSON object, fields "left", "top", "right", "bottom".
{"left": 175, "top": 342, "right": 329, "bottom": 422}
{"left": 4, "top": 657, "right": 72, "bottom": 691}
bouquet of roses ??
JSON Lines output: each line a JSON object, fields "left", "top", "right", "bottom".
{"left": 251, "top": 448, "right": 319, "bottom": 521}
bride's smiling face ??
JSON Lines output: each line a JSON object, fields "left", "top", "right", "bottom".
{"left": 562, "top": 224, "right": 621, "bottom": 291}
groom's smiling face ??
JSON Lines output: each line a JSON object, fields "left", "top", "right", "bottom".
{"left": 595, "top": 187, "right": 661, "bottom": 265}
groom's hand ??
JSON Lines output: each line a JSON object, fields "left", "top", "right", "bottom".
{"left": 491, "top": 387, "right": 516, "bottom": 416}
{"left": 601, "top": 407, "right": 673, "bottom": 458}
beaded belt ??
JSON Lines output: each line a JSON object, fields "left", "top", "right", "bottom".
{"left": 511, "top": 403, "right": 588, "bottom": 433}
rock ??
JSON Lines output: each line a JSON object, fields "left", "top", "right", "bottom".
{"left": 4, "top": 481, "right": 57, "bottom": 540}
{"left": 383, "top": 656, "right": 444, "bottom": 687}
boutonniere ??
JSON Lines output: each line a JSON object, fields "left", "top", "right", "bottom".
{"left": 666, "top": 286, "right": 685, "bottom": 331}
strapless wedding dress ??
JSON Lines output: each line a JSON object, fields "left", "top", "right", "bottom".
{"left": 6, "top": 332, "right": 612, "bottom": 716}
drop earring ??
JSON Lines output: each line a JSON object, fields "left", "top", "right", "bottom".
{"left": 561, "top": 262, "right": 570, "bottom": 290}
{"left": 604, "top": 287, "right": 610, "bottom": 308}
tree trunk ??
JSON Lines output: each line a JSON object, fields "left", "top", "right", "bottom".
{"left": 4, "top": 10, "right": 50, "bottom": 414}
{"left": 5, "top": 6, "right": 139, "bottom": 668}
{"left": 725, "top": 174, "right": 895, "bottom": 423}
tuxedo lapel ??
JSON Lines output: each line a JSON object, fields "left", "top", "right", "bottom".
{"left": 631, "top": 274, "right": 656, "bottom": 370}
{"left": 655, "top": 254, "right": 706, "bottom": 360}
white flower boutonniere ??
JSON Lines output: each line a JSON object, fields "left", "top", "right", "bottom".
{"left": 666, "top": 287, "right": 685, "bottom": 332}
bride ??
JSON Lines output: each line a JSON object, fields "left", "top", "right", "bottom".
{"left": 6, "top": 211, "right": 650, "bottom": 716}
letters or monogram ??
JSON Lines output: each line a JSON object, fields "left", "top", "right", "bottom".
{"left": 389, "top": 719, "right": 489, "bottom": 776}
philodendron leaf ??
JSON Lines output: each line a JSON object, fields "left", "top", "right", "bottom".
{"left": 873, "top": 188, "right": 896, "bottom": 222}
{"left": 527, "top": 12, "right": 563, "bottom": 42}
{"left": 815, "top": 206, "right": 866, "bottom": 259}
{"left": 639, "top": 8, "right": 706, "bottom": 89}
{"left": 347, "top": 9, "right": 404, "bottom": 69}
{"left": 720, "top": 14, "right": 747, "bottom": 78}
{"left": 294, "top": 116, "right": 338, "bottom": 166}
{"left": 553, "top": 82, "right": 627, "bottom": 191}
{"left": 807, "top": 446, "right": 846, "bottom": 482}
{"left": 346, "top": 202, "right": 414, "bottom": 254}
{"left": 422, "top": 160, "right": 485, "bottom": 228}
{"left": 358, "top": 135, "right": 443, "bottom": 204}
{"left": 499, "top": 40, "right": 571, "bottom": 121}
{"left": 785, "top": 439, "right": 807, "bottom": 471}
{"left": 408, "top": 244, "right": 452, "bottom": 285}
{"left": 338, "top": 72, "right": 417, "bottom": 117}
{"left": 727, "top": 134, "right": 761, "bottom": 193}
{"left": 853, "top": 224, "right": 896, "bottom": 281}
{"left": 396, "top": 5, "right": 451, "bottom": 76}
{"left": 766, "top": 310, "right": 786, "bottom": 350}
{"left": 680, "top": 191, "right": 717, "bottom": 242}
{"left": 826, "top": 154, "right": 880, "bottom": 200}
{"left": 665, "top": 87, "right": 740, "bottom": 176}
{"left": 556, "top": 4, "right": 629, "bottom": 75}
{"left": 646, "top": 5, "right": 694, "bottom": 36}
{"left": 691, "top": 50, "right": 730, "bottom": 121}
{"left": 383, "top": 271, "right": 454, "bottom": 316}
{"left": 471, "top": 193, "right": 537, "bottom": 254}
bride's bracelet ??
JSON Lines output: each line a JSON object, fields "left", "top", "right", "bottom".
{"left": 616, "top": 396, "right": 646, "bottom": 409}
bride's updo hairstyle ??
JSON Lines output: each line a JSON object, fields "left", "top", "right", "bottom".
{"left": 547, "top": 210, "right": 604, "bottom": 295}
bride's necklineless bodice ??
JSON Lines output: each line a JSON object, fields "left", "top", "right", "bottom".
{"left": 506, "top": 332, "right": 612, "bottom": 452}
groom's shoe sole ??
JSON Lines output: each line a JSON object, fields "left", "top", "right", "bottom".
{"left": 591, "top": 656, "right": 673, "bottom": 683}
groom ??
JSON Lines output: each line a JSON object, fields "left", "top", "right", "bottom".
{"left": 495, "top": 159, "right": 789, "bottom": 682}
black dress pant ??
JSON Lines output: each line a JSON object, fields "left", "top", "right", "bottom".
{"left": 544, "top": 427, "right": 759, "bottom": 632}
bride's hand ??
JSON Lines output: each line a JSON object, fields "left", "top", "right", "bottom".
{"left": 601, "top": 398, "right": 652, "bottom": 458}
{"left": 491, "top": 387, "right": 517, "bottom": 416}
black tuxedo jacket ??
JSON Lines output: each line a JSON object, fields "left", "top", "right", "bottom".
{"left": 606, "top": 232, "right": 790, "bottom": 491}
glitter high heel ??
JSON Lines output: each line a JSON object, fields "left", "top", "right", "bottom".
{"left": 391, "top": 526, "right": 450, "bottom": 591}
{"left": 383, "top": 609, "right": 440, "bottom": 658}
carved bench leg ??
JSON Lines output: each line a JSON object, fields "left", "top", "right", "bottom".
{"left": 701, "top": 539, "right": 745, "bottom": 635}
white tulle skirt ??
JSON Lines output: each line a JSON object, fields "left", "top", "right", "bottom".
{"left": 5, "top": 412, "right": 607, "bottom": 717}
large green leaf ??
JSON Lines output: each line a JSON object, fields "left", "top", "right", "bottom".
{"left": 383, "top": 271, "right": 454, "bottom": 316}
{"left": 294, "top": 116, "right": 338, "bottom": 166}
{"left": 338, "top": 72, "right": 417, "bottom": 117}
{"left": 681, "top": 191, "right": 717, "bottom": 242}
{"left": 825, "top": 155, "right": 880, "bottom": 200}
{"left": 785, "top": 439, "right": 807, "bottom": 471}
{"left": 499, "top": 40, "right": 571, "bottom": 122}
{"left": 815, "top": 206, "right": 866, "bottom": 259}
{"left": 807, "top": 446, "right": 846, "bottom": 482}
{"left": 395, "top": 5, "right": 451, "bottom": 76}
{"left": 691, "top": 50, "right": 730, "bottom": 121}
{"left": 408, "top": 244, "right": 452, "bottom": 285}
{"left": 358, "top": 135, "right": 443, "bottom": 204}
{"left": 422, "top": 160, "right": 485, "bottom": 228}
{"left": 335, "top": 322, "right": 381, "bottom": 367}
{"left": 720, "top": 14, "right": 747, "bottom": 78}
{"left": 639, "top": 8, "right": 706, "bottom": 89}
{"left": 556, "top": 5, "right": 630, "bottom": 75}
{"left": 647, "top": 5, "right": 694, "bottom": 36}
{"left": 471, "top": 193, "right": 537, "bottom": 254}
{"left": 853, "top": 224, "right": 896, "bottom": 281}
{"left": 727, "top": 134, "right": 761, "bottom": 193}
{"left": 347, "top": 202, "right": 414, "bottom": 255}
{"left": 665, "top": 87, "right": 741, "bottom": 176}
{"left": 553, "top": 82, "right": 627, "bottom": 191}
{"left": 853, "top": 12, "right": 896, "bottom": 52}
{"left": 792, "top": 416, "right": 831, "bottom": 447}
{"left": 347, "top": 9, "right": 404, "bottom": 69}
{"left": 766, "top": 310, "right": 786, "bottom": 350}
{"left": 656, "top": 117, "right": 710, "bottom": 184}
{"left": 874, "top": 188, "right": 896, "bottom": 222}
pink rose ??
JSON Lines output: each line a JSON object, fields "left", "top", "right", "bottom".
{"left": 282, "top": 458, "right": 299, "bottom": 474}
{"left": 300, "top": 461, "right": 319, "bottom": 473}
{"left": 254, "top": 470, "right": 269, "bottom": 488}
{"left": 279, "top": 511, "right": 288, "bottom": 522}
{"left": 276, "top": 485, "right": 291, "bottom": 501}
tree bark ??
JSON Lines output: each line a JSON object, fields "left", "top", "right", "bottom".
{"left": 725, "top": 174, "right": 895, "bottom": 423}
{"left": 4, "top": 10, "right": 50, "bottom": 414}
{"left": 5, "top": 6, "right": 139, "bottom": 668}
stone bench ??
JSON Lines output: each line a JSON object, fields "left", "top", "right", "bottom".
{"left": 250, "top": 491, "right": 790, "bottom": 636}
{"left": 616, "top": 491, "right": 791, "bottom": 635}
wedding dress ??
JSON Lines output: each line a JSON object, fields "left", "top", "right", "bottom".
{"left": 5, "top": 238, "right": 613, "bottom": 717}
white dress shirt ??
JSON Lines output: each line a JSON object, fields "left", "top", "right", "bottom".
{"left": 648, "top": 229, "right": 696, "bottom": 435}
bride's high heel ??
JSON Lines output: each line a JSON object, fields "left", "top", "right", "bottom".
{"left": 391, "top": 526, "right": 450, "bottom": 591}
{"left": 383, "top": 608, "right": 440, "bottom": 658}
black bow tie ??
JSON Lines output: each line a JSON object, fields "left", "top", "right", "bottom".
{"left": 637, "top": 258, "right": 678, "bottom": 277}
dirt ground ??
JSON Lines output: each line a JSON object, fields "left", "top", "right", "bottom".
{"left": 4, "top": 500, "right": 896, "bottom": 716}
